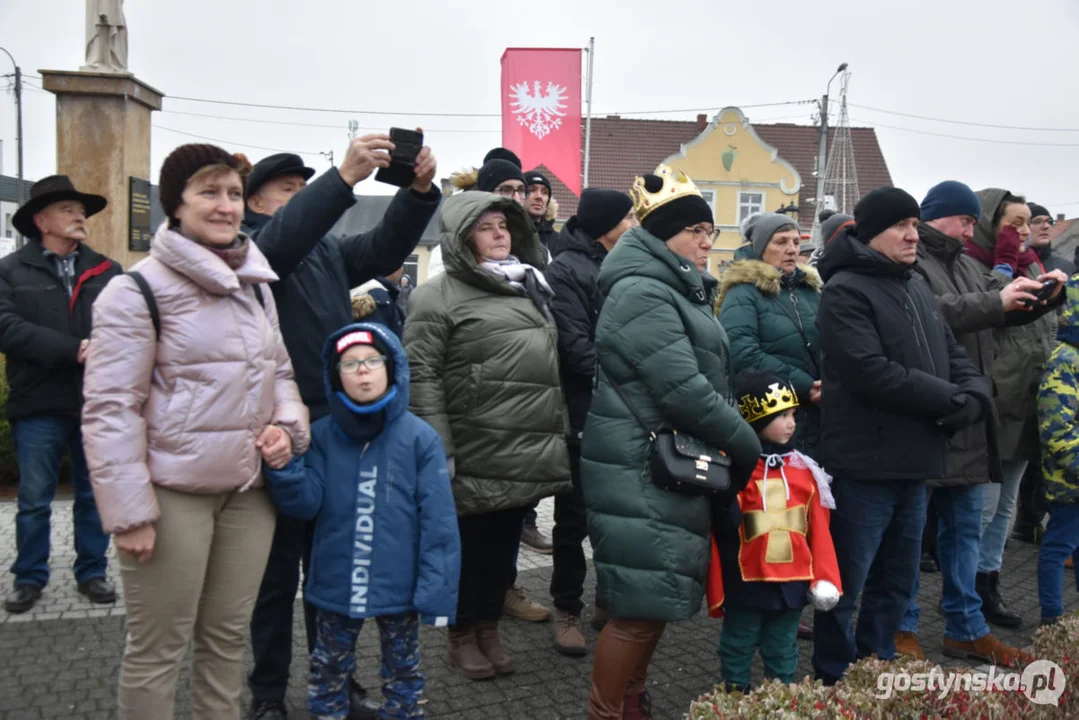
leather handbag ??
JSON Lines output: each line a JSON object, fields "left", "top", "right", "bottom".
{"left": 604, "top": 373, "right": 732, "bottom": 496}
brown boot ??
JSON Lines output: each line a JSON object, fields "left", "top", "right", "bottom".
{"left": 622, "top": 690, "right": 654, "bottom": 719}
{"left": 553, "top": 609, "right": 588, "bottom": 657}
{"left": 476, "top": 621, "right": 515, "bottom": 675}
{"left": 503, "top": 585, "right": 551, "bottom": 622}
{"left": 447, "top": 627, "right": 495, "bottom": 680}
{"left": 942, "top": 633, "right": 1034, "bottom": 668}
{"left": 894, "top": 631, "right": 926, "bottom": 660}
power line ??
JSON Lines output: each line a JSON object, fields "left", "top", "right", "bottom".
{"left": 152, "top": 124, "right": 323, "bottom": 156}
{"left": 849, "top": 117, "right": 1079, "bottom": 148}
{"left": 850, "top": 103, "right": 1079, "bottom": 133}
{"left": 161, "top": 109, "right": 500, "bottom": 133}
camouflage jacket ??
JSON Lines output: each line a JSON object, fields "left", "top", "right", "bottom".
{"left": 1037, "top": 287, "right": 1079, "bottom": 505}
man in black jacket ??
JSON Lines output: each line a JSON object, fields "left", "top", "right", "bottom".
{"left": 545, "top": 189, "right": 636, "bottom": 656}
{"left": 1, "top": 176, "right": 122, "bottom": 614}
{"left": 244, "top": 136, "right": 439, "bottom": 720}
{"left": 811, "top": 187, "right": 992, "bottom": 685}
{"left": 524, "top": 170, "right": 564, "bottom": 256}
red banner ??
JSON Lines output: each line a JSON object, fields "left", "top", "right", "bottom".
{"left": 501, "top": 48, "right": 583, "bottom": 196}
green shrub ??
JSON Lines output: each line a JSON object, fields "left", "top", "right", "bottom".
{"left": 689, "top": 613, "right": 1079, "bottom": 719}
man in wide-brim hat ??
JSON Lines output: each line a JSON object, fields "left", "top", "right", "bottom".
{"left": 2, "top": 175, "right": 121, "bottom": 615}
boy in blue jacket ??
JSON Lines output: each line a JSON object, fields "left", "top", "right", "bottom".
{"left": 263, "top": 322, "right": 460, "bottom": 720}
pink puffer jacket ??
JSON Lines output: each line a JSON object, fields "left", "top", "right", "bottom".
{"left": 82, "top": 225, "right": 310, "bottom": 534}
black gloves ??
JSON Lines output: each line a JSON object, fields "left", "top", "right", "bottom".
{"left": 936, "top": 393, "right": 983, "bottom": 435}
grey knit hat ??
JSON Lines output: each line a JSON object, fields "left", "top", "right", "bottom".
{"left": 749, "top": 213, "right": 800, "bottom": 258}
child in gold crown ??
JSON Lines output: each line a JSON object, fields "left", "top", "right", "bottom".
{"left": 707, "top": 370, "right": 842, "bottom": 693}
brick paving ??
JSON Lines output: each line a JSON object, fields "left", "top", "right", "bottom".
{"left": 0, "top": 497, "right": 1075, "bottom": 719}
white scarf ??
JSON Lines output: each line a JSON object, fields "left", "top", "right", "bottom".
{"left": 480, "top": 256, "right": 553, "bottom": 297}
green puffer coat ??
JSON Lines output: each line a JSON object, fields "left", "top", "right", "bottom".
{"left": 717, "top": 260, "right": 823, "bottom": 456}
{"left": 581, "top": 226, "right": 761, "bottom": 622}
{"left": 404, "top": 192, "right": 571, "bottom": 516}
{"left": 969, "top": 188, "right": 1060, "bottom": 462}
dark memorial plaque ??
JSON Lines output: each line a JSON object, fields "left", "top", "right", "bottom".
{"left": 129, "top": 177, "right": 153, "bottom": 252}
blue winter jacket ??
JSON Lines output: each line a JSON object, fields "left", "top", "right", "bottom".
{"left": 265, "top": 322, "right": 461, "bottom": 624}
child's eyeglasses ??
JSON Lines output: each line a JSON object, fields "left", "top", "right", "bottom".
{"left": 338, "top": 356, "right": 387, "bottom": 374}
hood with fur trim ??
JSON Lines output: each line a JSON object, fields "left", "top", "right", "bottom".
{"left": 717, "top": 259, "right": 822, "bottom": 307}
{"left": 450, "top": 167, "right": 479, "bottom": 192}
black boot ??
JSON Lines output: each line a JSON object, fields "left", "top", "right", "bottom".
{"left": 977, "top": 571, "right": 1022, "bottom": 628}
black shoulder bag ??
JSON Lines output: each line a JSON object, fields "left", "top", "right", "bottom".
{"left": 603, "top": 371, "right": 732, "bottom": 497}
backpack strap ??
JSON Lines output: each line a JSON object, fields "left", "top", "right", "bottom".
{"left": 253, "top": 283, "right": 265, "bottom": 308}
{"left": 126, "top": 271, "right": 160, "bottom": 340}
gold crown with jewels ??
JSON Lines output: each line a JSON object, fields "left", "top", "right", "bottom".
{"left": 630, "top": 164, "right": 703, "bottom": 222}
{"left": 738, "top": 381, "right": 799, "bottom": 425}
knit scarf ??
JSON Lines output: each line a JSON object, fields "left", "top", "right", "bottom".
{"left": 481, "top": 256, "right": 554, "bottom": 317}
{"left": 964, "top": 240, "right": 1044, "bottom": 277}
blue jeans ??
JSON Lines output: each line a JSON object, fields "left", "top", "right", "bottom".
{"left": 899, "top": 485, "right": 990, "bottom": 642}
{"left": 10, "top": 416, "right": 110, "bottom": 588}
{"left": 309, "top": 611, "right": 422, "bottom": 719}
{"left": 812, "top": 476, "right": 927, "bottom": 683}
{"left": 1037, "top": 503, "right": 1079, "bottom": 622}
{"left": 979, "top": 459, "right": 1028, "bottom": 573}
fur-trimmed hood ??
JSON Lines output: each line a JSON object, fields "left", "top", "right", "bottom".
{"left": 717, "top": 259, "right": 822, "bottom": 307}
{"left": 450, "top": 167, "right": 479, "bottom": 192}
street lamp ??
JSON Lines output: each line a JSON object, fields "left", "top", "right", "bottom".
{"left": 0, "top": 46, "right": 24, "bottom": 247}
{"left": 815, "top": 62, "right": 848, "bottom": 230}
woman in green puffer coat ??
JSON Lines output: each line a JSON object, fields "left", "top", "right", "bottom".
{"left": 404, "top": 192, "right": 571, "bottom": 681}
{"left": 581, "top": 166, "right": 760, "bottom": 720}
{"left": 718, "top": 212, "right": 823, "bottom": 457}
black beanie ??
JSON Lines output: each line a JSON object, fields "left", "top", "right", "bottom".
{"left": 734, "top": 370, "right": 800, "bottom": 434}
{"left": 524, "top": 170, "right": 552, "bottom": 196}
{"left": 476, "top": 159, "right": 526, "bottom": 193}
{"left": 637, "top": 173, "right": 714, "bottom": 241}
{"left": 577, "top": 189, "right": 634, "bottom": 240}
{"left": 1028, "top": 202, "right": 1051, "bottom": 220}
{"left": 483, "top": 147, "right": 522, "bottom": 169}
{"left": 332, "top": 327, "right": 396, "bottom": 392}
{"left": 853, "top": 187, "right": 921, "bottom": 245}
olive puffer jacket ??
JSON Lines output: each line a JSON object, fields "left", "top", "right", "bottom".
{"left": 968, "top": 188, "right": 1060, "bottom": 462}
{"left": 581, "top": 225, "right": 761, "bottom": 623}
{"left": 404, "top": 192, "right": 571, "bottom": 516}
{"left": 82, "top": 225, "right": 311, "bottom": 534}
{"left": 718, "top": 260, "right": 823, "bottom": 456}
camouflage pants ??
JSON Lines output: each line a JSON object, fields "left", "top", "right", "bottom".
{"left": 309, "top": 610, "right": 423, "bottom": 719}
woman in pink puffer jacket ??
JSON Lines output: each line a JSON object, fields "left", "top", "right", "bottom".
{"left": 81, "top": 144, "right": 310, "bottom": 720}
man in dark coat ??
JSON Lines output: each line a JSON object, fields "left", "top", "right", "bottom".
{"left": 351, "top": 267, "right": 407, "bottom": 339}
{"left": 524, "top": 170, "right": 564, "bottom": 256}
{"left": 811, "top": 187, "right": 991, "bottom": 684}
{"left": 1, "top": 176, "right": 122, "bottom": 614}
{"left": 897, "top": 180, "right": 1051, "bottom": 666}
{"left": 244, "top": 136, "right": 440, "bottom": 720}
{"left": 545, "top": 188, "right": 636, "bottom": 656}
{"left": 1028, "top": 202, "right": 1075, "bottom": 277}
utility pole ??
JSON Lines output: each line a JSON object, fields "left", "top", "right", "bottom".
{"left": 1, "top": 47, "right": 24, "bottom": 247}
{"left": 813, "top": 62, "right": 848, "bottom": 244}
{"left": 582, "top": 36, "right": 595, "bottom": 190}
{"left": 348, "top": 119, "right": 359, "bottom": 140}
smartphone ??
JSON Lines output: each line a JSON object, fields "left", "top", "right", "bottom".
{"left": 375, "top": 128, "right": 423, "bottom": 187}
{"left": 1022, "top": 279, "right": 1058, "bottom": 307}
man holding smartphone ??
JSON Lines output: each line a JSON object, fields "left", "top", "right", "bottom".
{"left": 244, "top": 132, "right": 440, "bottom": 720}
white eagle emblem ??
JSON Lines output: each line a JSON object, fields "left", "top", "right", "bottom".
{"left": 509, "top": 81, "right": 568, "bottom": 140}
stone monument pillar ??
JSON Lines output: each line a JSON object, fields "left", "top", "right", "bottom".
{"left": 40, "top": 1, "right": 163, "bottom": 268}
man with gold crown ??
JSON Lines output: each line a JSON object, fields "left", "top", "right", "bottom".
{"left": 707, "top": 369, "right": 841, "bottom": 694}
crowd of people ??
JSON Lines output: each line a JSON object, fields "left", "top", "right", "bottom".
{"left": 0, "top": 129, "right": 1076, "bottom": 720}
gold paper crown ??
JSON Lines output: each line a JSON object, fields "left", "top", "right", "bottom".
{"left": 630, "top": 164, "right": 703, "bottom": 222}
{"left": 738, "top": 381, "right": 799, "bottom": 425}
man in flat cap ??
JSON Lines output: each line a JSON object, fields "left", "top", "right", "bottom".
{"left": 2, "top": 175, "right": 122, "bottom": 614}
{"left": 245, "top": 134, "right": 439, "bottom": 720}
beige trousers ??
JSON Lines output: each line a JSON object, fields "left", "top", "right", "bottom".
{"left": 117, "top": 485, "right": 276, "bottom": 720}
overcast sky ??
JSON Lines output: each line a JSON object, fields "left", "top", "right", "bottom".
{"left": 2, "top": 0, "right": 1078, "bottom": 215}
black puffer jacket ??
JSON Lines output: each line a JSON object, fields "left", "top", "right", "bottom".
{"left": 0, "top": 240, "right": 121, "bottom": 420}
{"left": 546, "top": 218, "right": 608, "bottom": 442}
{"left": 816, "top": 229, "right": 990, "bottom": 482}
{"left": 245, "top": 169, "right": 440, "bottom": 420}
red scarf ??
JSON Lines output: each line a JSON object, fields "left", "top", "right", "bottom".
{"left": 963, "top": 240, "right": 1044, "bottom": 277}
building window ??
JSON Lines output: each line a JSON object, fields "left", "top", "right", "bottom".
{"left": 699, "top": 189, "right": 716, "bottom": 219}
{"left": 738, "top": 192, "right": 764, "bottom": 224}
{"left": 403, "top": 254, "right": 419, "bottom": 286}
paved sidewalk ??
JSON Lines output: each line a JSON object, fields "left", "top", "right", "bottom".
{"left": 0, "top": 497, "right": 1074, "bottom": 719}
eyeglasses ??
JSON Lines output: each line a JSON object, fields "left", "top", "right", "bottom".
{"left": 338, "top": 356, "right": 387, "bottom": 374}
{"left": 494, "top": 185, "right": 527, "bottom": 198}
{"left": 685, "top": 226, "right": 721, "bottom": 241}
{"left": 1031, "top": 218, "right": 1055, "bottom": 227}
